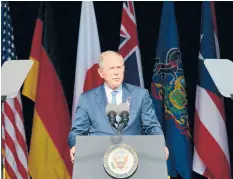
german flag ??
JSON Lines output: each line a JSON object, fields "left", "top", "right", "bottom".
{"left": 22, "top": 2, "right": 72, "bottom": 178}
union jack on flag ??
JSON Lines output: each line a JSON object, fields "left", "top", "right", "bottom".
{"left": 119, "top": 1, "right": 144, "bottom": 87}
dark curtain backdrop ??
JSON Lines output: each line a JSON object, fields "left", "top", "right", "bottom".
{"left": 9, "top": 1, "right": 233, "bottom": 178}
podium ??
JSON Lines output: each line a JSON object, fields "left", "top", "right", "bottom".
{"left": 204, "top": 59, "right": 233, "bottom": 99}
{"left": 72, "top": 135, "right": 168, "bottom": 179}
{"left": 1, "top": 60, "right": 33, "bottom": 102}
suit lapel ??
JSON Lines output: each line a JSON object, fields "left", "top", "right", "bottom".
{"left": 94, "top": 85, "right": 108, "bottom": 120}
{"left": 122, "top": 83, "right": 131, "bottom": 103}
{"left": 122, "top": 83, "right": 134, "bottom": 131}
{"left": 94, "top": 85, "right": 117, "bottom": 134}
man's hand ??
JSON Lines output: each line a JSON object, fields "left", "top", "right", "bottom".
{"left": 70, "top": 146, "right": 75, "bottom": 163}
{"left": 165, "top": 146, "right": 169, "bottom": 160}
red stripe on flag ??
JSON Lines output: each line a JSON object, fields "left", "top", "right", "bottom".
{"left": 4, "top": 102, "right": 28, "bottom": 159}
{"left": 206, "top": 89, "right": 226, "bottom": 122}
{"left": 14, "top": 98, "right": 24, "bottom": 121}
{"left": 2, "top": 109, "right": 14, "bottom": 178}
{"left": 119, "top": 8, "right": 137, "bottom": 58}
{"left": 210, "top": 2, "right": 218, "bottom": 36}
{"left": 4, "top": 130, "right": 27, "bottom": 178}
{"left": 128, "top": 2, "right": 135, "bottom": 16}
{"left": 194, "top": 110, "right": 231, "bottom": 179}
{"left": 5, "top": 158, "right": 18, "bottom": 179}
{"left": 2, "top": 112, "right": 6, "bottom": 151}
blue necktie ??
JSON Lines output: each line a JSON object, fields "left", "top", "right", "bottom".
{"left": 111, "top": 91, "right": 118, "bottom": 104}
{"left": 111, "top": 91, "right": 120, "bottom": 122}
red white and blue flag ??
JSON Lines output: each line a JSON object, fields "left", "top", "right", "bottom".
{"left": 119, "top": 1, "right": 144, "bottom": 87}
{"left": 1, "top": 2, "right": 29, "bottom": 178}
{"left": 193, "top": 2, "right": 231, "bottom": 179}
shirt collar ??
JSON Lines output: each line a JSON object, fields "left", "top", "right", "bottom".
{"left": 104, "top": 83, "right": 122, "bottom": 96}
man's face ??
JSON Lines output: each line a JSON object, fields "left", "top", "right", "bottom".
{"left": 98, "top": 53, "right": 125, "bottom": 90}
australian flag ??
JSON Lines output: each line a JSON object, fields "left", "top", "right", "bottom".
{"left": 151, "top": 2, "right": 192, "bottom": 178}
{"left": 119, "top": 1, "right": 144, "bottom": 87}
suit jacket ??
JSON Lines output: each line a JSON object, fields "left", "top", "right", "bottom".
{"left": 68, "top": 83, "right": 163, "bottom": 148}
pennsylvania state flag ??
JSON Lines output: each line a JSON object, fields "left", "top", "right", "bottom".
{"left": 151, "top": 2, "right": 192, "bottom": 178}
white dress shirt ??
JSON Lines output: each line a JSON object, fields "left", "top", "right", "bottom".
{"left": 104, "top": 83, "right": 122, "bottom": 105}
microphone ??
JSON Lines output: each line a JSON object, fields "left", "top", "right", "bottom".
{"left": 117, "top": 103, "right": 130, "bottom": 130}
{"left": 106, "top": 103, "right": 117, "bottom": 128}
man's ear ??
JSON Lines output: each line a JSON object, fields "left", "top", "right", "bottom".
{"left": 98, "top": 68, "right": 104, "bottom": 78}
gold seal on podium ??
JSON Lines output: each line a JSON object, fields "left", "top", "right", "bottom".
{"left": 103, "top": 144, "right": 138, "bottom": 178}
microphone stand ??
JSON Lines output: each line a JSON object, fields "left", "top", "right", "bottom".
{"left": 116, "top": 112, "right": 129, "bottom": 135}
{"left": 116, "top": 121, "right": 122, "bottom": 136}
{"left": 108, "top": 111, "right": 129, "bottom": 135}
{"left": 108, "top": 112, "right": 118, "bottom": 133}
{"left": 108, "top": 114, "right": 122, "bottom": 135}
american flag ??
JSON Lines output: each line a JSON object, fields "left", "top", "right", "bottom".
{"left": 193, "top": 2, "right": 231, "bottom": 178}
{"left": 1, "top": 2, "right": 29, "bottom": 179}
{"left": 119, "top": 1, "right": 144, "bottom": 87}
